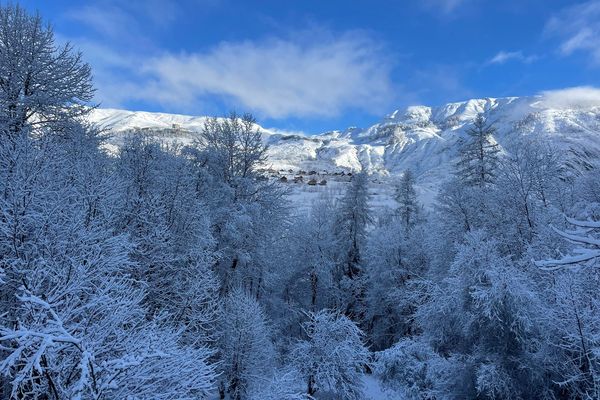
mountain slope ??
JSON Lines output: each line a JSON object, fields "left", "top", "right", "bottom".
{"left": 89, "top": 95, "right": 600, "bottom": 192}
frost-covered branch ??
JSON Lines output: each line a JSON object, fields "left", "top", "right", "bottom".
{"left": 535, "top": 217, "right": 600, "bottom": 270}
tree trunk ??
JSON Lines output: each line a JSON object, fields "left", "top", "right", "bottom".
{"left": 307, "top": 374, "right": 316, "bottom": 397}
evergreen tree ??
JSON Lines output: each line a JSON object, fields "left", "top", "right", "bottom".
{"left": 456, "top": 113, "right": 500, "bottom": 188}
{"left": 334, "top": 172, "right": 371, "bottom": 280}
{"left": 363, "top": 215, "right": 428, "bottom": 350}
{"left": 332, "top": 172, "right": 371, "bottom": 318}
{"left": 282, "top": 196, "right": 337, "bottom": 313}
{"left": 395, "top": 169, "right": 421, "bottom": 235}
{"left": 415, "top": 231, "right": 552, "bottom": 398}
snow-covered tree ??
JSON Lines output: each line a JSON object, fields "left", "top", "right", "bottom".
{"left": 413, "top": 231, "right": 553, "bottom": 398}
{"left": 7, "top": 4, "right": 600, "bottom": 399}
{"left": 115, "top": 137, "right": 221, "bottom": 342}
{"left": 218, "top": 289, "right": 275, "bottom": 400}
{"left": 291, "top": 310, "right": 369, "bottom": 400}
{"left": 283, "top": 196, "right": 337, "bottom": 312}
{"left": 0, "top": 123, "right": 219, "bottom": 399}
{"left": 0, "top": 6, "right": 220, "bottom": 397}
{"left": 395, "top": 169, "right": 422, "bottom": 235}
{"left": 248, "top": 371, "right": 311, "bottom": 400}
{"left": 0, "top": 4, "right": 93, "bottom": 138}
{"left": 330, "top": 172, "right": 371, "bottom": 318}
{"left": 482, "top": 139, "right": 564, "bottom": 256}
{"left": 535, "top": 215, "right": 600, "bottom": 270}
{"left": 546, "top": 270, "right": 600, "bottom": 398}
{"left": 1, "top": 281, "right": 217, "bottom": 399}
{"left": 334, "top": 172, "right": 371, "bottom": 279}
{"left": 199, "top": 112, "right": 267, "bottom": 184}
{"left": 435, "top": 176, "right": 481, "bottom": 235}
{"left": 187, "top": 117, "right": 288, "bottom": 297}
{"left": 0, "top": 6, "right": 95, "bottom": 390}
{"left": 456, "top": 113, "right": 500, "bottom": 188}
{"left": 374, "top": 337, "right": 451, "bottom": 399}
{"left": 363, "top": 216, "right": 428, "bottom": 350}
{"left": 532, "top": 202, "right": 600, "bottom": 397}
{"left": 575, "top": 163, "right": 600, "bottom": 205}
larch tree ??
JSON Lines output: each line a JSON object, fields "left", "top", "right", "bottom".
{"left": 415, "top": 231, "right": 552, "bottom": 398}
{"left": 456, "top": 113, "right": 500, "bottom": 188}
{"left": 332, "top": 171, "right": 371, "bottom": 318}
{"left": 395, "top": 169, "right": 421, "bottom": 236}
{"left": 334, "top": 172, "right": 371, "bottom": 280}
{"left": 285, "top": 196, "right": 337, "bottom": 312}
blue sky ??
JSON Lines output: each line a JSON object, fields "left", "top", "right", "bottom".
{"left": 18, "top": 0, "right": 600, "bottom": 133}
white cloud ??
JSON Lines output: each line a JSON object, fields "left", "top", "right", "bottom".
{"left": 54, "top": 34, "right": 143, "bottom": 107}
{"left": 134, "top": 32, "right": 395, "bottom": 118}
{"left": 62, "top": 0, "right": 396, "bottom": 120}
{"left": 488, "top": 50, "right": 537, "bottom": 65}
{"left": 546, "top": 1, "right": 600, "bottom": 64}
{"left": 539, "top": 86, "right": 600, "bottom": 109}
{"left": 65, "top": 28, "right": 395, "bottom": 119}
{"left": 64, "top": 3, "right": 397, "bottom": 119}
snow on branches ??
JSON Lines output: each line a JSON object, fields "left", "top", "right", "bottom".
{"left": 535, "top": 216, "right": 600, "bottom": 270}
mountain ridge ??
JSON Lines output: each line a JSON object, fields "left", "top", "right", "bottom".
{"left": 90, "top": 94, "right": 600, "bottom": 191}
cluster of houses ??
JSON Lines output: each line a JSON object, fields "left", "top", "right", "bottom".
{"left": 256, "top": 168, "right": 355, "bottom": 186}
{"left": 278, "top": 174, "right": 327, "bottom": 186}
{"left": 124, "top": 124, "right": 194, "bottom": 139}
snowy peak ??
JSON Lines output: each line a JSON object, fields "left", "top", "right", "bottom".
{"left": 91, "top": 94, "right": 600, "bottom": 188}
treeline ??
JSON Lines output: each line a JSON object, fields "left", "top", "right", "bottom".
{"left": 2, "top": 4, "right": 600, "bottom": 400}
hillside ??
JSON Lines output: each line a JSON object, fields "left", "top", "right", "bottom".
{"left": 90, "top": 95, "right": 600, "bottom": 204}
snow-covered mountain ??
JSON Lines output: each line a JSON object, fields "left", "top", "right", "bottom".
{"left": 90, "top": 95, "right": 600, "bottom": 195}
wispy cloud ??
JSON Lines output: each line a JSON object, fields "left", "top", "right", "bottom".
{"left": 138, "top": 32, "right": 394, "bottom": 118}
{"left": 487, "top": 50, "right": 538, "bottom": 65}
{"left": 546, "top": 0, "right": 600, "bottom": 65}
{"left": 539, "top": 86, "right": 600, "bottom": 109}
{"left": 63, "top": 24, "right": 395, "bottom": 119}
